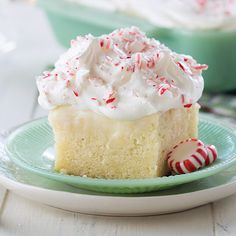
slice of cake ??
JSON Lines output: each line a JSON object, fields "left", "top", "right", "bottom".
{"left": 37, "top": 27, "right": 207, "bottom": 179}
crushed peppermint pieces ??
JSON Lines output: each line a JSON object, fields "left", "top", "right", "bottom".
{"left": 73, "top": 90, "right": 79, "bottom": 97}
{"left": 38, "top": 27, "right": 207, "bottom": 115}
{"left": 105, "top": 97, "right": 116, "bottom": 104}
{"left": 192, "top": 64, "right": 208, "bottom": 70}
{"left": 100, "top": 40, "right": 104, "bottom": 48}
{"left": 158, "top": 84, "right": 171, "bottom": 96}
{"left": 177, "top": 62, "right": 186, "bottom": 72}
{"left": 184, "top": 103, "right": 192, "bottom": 108}
{"left": 181, "top": 94, "right": 192, "bottom": 108}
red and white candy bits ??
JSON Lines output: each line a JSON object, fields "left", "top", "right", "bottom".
{"left": 167, "top": 138, "right": 218, "bottom": 174}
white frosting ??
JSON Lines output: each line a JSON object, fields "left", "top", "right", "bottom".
{"left": 37, "top": 27, "right": 207, "bottom": 120}
{"left": 69, "top": 0, "right": 236, "bottom": 31}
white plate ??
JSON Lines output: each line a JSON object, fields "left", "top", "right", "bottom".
{"left": 1, "top": 129, "right": 236, "bottom": 216}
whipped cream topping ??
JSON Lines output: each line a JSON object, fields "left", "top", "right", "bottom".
{"left": 37, "top": 27, "right": 207, "bottom": 120}
{"left": 69, "top": 0, "right": 236, "bottom": 31}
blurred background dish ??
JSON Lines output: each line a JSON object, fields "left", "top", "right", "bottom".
{"left": 38, "top": 0, "right": 236, "bottom": 93}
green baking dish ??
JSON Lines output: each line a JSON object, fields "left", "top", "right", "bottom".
{"left": 38, "top": 0, "right": 236, "bottom": 92}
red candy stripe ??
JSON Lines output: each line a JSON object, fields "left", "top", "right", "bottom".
{"left": 196, "top": 147, "right": 208, "bottom": 166}
{"left": 184, "top": 159, "right": 197, "bottom": 172}
{"left": 175, "top": 162, "right": 185, "bottom": 174}
{"left": 192, "top": 154, "right": 203, "bottom": 166}
{"left": 206, "top": 145, "right": 218, "bottom": 164}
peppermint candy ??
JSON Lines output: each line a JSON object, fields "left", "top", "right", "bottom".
{"left": 167, "top": 138, "right": 217, "bottom": 174}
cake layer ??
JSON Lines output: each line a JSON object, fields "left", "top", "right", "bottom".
{"left": 49, "top": 105, "right": 199, "bottom": 179}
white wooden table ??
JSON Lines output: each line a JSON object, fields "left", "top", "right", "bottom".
{"left": 0, "top": 2, "right": 236, "bottom": 236}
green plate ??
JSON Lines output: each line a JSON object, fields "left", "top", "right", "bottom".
{"left": 5, "top": 115, "right": 236, "bottom": 194}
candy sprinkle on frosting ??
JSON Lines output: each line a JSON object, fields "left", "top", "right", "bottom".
{"left": 36, "top": 27, "right": 207, "bottom": 120}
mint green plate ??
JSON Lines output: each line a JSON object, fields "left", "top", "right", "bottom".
{"left": 5, "top": 115, "right": 236, "bottom": 194}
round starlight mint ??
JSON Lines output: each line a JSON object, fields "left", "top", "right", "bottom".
{"left": 167, "top": 138, "right": 218, "bottom": 174}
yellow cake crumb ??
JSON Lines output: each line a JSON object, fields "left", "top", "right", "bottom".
{"left": 49, "top": 105, "right": 199, "bottom": 179}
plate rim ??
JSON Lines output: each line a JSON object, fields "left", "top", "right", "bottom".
{"left": 1, "top": 165, "right": 236, "bottom": 200}
{"left": 5, "top": 114, "right": 236, "bottom": 192}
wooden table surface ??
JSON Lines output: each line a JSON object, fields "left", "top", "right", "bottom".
{"left": 0, "top": 2, "right": 236, "bottom": 236}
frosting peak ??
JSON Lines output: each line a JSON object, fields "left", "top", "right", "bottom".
{"left": 37, "top": 27, "right": 207, "bottom": 120}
